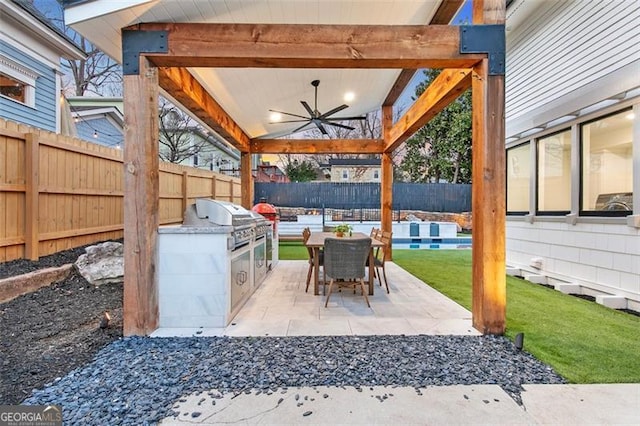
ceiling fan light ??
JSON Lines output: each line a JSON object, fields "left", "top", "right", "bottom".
{"left": 343, "top": 91, "right": 355, "bottom": 103}
{"left": 269, "top": 112, "right": 282, "bottom": 122}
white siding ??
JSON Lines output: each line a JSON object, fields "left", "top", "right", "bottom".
{"left": 506, "top": 0, "right": 640, "bottom": 121}
{"left": 506, "top": 220, "right": 640, "bottom": 301}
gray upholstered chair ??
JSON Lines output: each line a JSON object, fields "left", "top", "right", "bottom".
{"left": 323, "top": 237, "right": 372, "bottom": 307}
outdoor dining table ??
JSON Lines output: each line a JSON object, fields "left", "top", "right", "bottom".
{"left": 304, "top": 231, "right": 385, "bottom": 296}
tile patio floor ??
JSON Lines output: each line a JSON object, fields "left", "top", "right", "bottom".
{"left": 152, "top": 260, "right": 479, "bottom": 337}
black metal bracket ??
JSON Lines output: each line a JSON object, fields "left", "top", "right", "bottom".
{"left": 122, "top": 30, "right": 168, "bottom": 75}
{"left": 459, "top": 25, "right": 505, "bottom": 76}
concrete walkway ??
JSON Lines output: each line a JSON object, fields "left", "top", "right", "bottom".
{"left": 160, "top": 384, "right": 640, "bottom": 425}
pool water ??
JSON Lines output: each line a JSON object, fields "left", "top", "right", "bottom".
{"left": 392, "top": 237, "right": 471, "bottom": 250}
{"left": 393, "top": 243, "right": 472, "bottom": 250}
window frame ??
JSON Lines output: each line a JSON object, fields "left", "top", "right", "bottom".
{"left": 579, "top": 108, "right": 633, "bottom": 217}
{"left": 506, "top": 141, "right": 531, "bottom": 216}
{"left": 535, "top": 128, "right": 572, "bottom": 216}
{"left": 0, "top": 55, "right": 38, "bottom": 108}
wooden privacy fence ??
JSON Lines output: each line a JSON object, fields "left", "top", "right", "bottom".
{"left": 0, "top": 119, "right": 240, "bottom": 262}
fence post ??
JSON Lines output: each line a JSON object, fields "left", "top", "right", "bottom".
{"left": 211, "top": 174, "right": 216, "bottom": 199}
{"left": 229, "top": 178, "right": 234, "bottom": 202}
{"left": 182, "top": 171, "right": 189, "bottom": 212}
{"left": 24, "top": 133, "right": 39, "bottom": 260}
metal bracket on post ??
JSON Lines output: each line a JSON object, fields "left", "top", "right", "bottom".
{"left": 459, "top": 25, "right": 505, "bottom": 76}
{"left": 122, "top": 30, "right": 168, "bottom": 75}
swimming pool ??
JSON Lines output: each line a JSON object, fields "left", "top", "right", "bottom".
{"left": 392, "top": 237, "right": 471, "bottom": 250}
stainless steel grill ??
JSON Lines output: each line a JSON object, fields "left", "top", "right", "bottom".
{"left": 185, "top": 199, "right": 258, "bottom": 249}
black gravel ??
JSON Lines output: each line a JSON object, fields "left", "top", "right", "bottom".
{"left": 24, "top": 334, "right": 565, "bottom": 425}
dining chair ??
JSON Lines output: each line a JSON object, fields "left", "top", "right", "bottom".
{"left": 369, "top": 230, "right": 392, "bottom": 293}
{"left": 323, "top": 237, "right": 372, "bottom": 307}
{"left": 303, "top": 227, "right": 323, "bottom": 293}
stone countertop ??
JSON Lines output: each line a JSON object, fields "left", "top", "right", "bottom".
{"left": 158, "top": 225, "right": 233, "bottom": 234}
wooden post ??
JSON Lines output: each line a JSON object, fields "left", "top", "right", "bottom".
{"left": 229, "top": 177, "right": 234, "bottom": 202}
{"left": 240, "top": 152, "right": 253, "bottom": 208}
{"left": 381, "top": 105, "right": 394, "bottom": 260}
{"left": 24, "top": 133, "right": 39, "bottom": 260}
{"left": 471, "top": 0, "right": 506, "bottom": 334}
{"left": 182, "top": 171, "right": 189, "bottom": 212}
{"left": 123, "top": 57, "right": 160, "bottom": 336}
{"left": 211, "top": 175, "right": 216, "bottom": 199}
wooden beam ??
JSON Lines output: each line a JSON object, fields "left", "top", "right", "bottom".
{"left": 250, "top": 139, "right": 384, "bottom": 154}
{"left": 471, "top": 0, "right": 506, "bottom": 335}
{"left": 123, "top": 57, "right": 160, "bottom": 336}
{"left": 126, "top": 23, "right": 484, "bottom": 69}
{"left": 382, "top": 0, "right": 465, "bottom": 106}
{"left": 381, "top": 105, "right": 394, "bottom": 260}
{"left": 385, "top": 69, "right": 471, "bottom": 152}
{"left": 157, "top": 67, "right": 250, "bottom": 152}
{"left": 240, "top": 152, "right": 253, "bottom": 209}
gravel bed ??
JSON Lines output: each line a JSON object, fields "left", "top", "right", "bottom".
{"left": 24, "top": 334, "right": 564, "bottom": 425}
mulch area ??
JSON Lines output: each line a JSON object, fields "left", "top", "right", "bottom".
{"left": 0, "top": 245, "right": 123, "bottom": 404}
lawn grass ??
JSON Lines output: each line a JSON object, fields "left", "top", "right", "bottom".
{"left": 392, "top": 249, "right": 640, "bottom": 384}
{"left": 278, "top": 241, "right": 308, "bottom": 260}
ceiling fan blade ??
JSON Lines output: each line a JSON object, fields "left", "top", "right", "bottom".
{"left": 300, "top": 101, "right": 315, "bottom": 117}
{"left": 270, "top": 119, "right": 310, "bottom": 124}
{"left": 319, "top": 104, "right": 349, "bottom": 119}
{"left": 291, "top": 121, "right": 313, "bottom": 134}
{"left": 315, "top": 121, "right": 329, "bottom": 135}
{"left": 268, "top": 109, "right": 309, "bottom": 120}
{"left": 324, "top": 121, "right": 355, "bottom": 131}
{"left": 325, "top": 115, "right": 367, "bottom": 121}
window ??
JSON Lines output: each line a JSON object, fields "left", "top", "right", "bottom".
{"left": 341, "top": 170, "right": 349, "bottom": 181}
{"left": 581, "top": 109, "right": 633, "bottom": 215}
{"left": 537, "top": 130, "right": 571, "bottom": 213}
{"left": 0, "top": 55, "right": 38, "bottom": 107}
{"left": 0, "top": 73, "right": 26, "bottom": 103}
{"left": 506, "top": 142, "right": 531, "bottom": 214}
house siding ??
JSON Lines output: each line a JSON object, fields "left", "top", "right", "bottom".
{"left": 506, "top": 0, "right": 640, "bottom": 121}
{"left": 505, "top": 0, "right": 640, "bottom": 309}
{"left": 76, "top": 117, "right": 123, "bottom": 148}
{"left": 507, "top": 219, "right": 640, "bottom": 306}
{"left": 0, "top": 40, "right": 57, "bottom": 132}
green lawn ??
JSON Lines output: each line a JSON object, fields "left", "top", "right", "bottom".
{"left": 277, "top": 242, "right": 640, "bottom": 383}
{"left": 392, "top": 249, "right": 640, "bottom": 384}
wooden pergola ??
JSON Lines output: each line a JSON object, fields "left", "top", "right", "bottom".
{"left": 122, "top": 0, "right": 506, "bottom": 336}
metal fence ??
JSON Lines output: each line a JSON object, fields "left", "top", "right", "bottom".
{"left": 254, "top": 182, "right": 471, "bottom": 213}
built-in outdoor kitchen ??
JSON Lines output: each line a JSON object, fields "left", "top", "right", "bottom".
{"left": 158, "top": 199, "right": 278, "bottom": 328}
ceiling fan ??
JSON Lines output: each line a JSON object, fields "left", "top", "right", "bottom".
{"left": 269, "top": 79, "right": 366, "bottom": 135}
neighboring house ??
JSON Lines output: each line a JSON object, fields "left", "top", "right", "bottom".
{"left": 504, "top": 0, "right": 639, "bottom": 310}
{"left": 323, "top": 158, "right": 381, "bottom": 183}
{"left": 0, "top": 0, "right": 85, "bottom": 132}
{"left": 67, "top": 96, "right": 124, "bottom": 148}
{"left": 254, "top": 162, "right": 289, "bottom": 183}
{"left": 159, "top": 126, "right": 241, "bottom": 176}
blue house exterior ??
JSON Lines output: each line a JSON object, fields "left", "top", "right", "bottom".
{"left": 0, "top": 0, "right": 85, "bottom": 132}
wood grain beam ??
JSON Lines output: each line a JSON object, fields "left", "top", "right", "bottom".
{"left": 123, "top": 57, "right": 159, "bottom": 336}
{"left": 382, "top": 0, "right": 465, "bottom": 106}
{"left": 381, "top": 105, "right": 394, "bottom": 260}
{"left": 471, "top": 0, "right": 506, "bottom": 335}
{"left": 250, "top": 139, "right": 384, "bottom": 154}
{"left": 157, "top": 67, "right": 250, "bottom": 152}
{"left": 240, "top": 152, "right": 253, "bottom": 209}
{"left": 126, "top": 23, "right": 484, "bottom": 69}
{"left": 384, "top": 68, "right": 471, "bottom": 152}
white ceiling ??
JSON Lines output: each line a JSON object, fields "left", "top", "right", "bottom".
{"left": 65, "top": 0, "right": 444, "bottom": 139}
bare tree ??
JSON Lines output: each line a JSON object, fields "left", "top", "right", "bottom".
{"left": 158, "top": 98, "right": 212, "bottom": 164}
{"left": 29, "top": 0, "right": 122, "bottom": 96}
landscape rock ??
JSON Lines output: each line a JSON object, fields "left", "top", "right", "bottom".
{"left": 74, "top": 242, "right": 124, "bottom": 286}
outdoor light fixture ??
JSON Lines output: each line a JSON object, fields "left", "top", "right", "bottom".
{"left": 269, "top": 111, "right": 282, "bottom": 122}
{"left": 93, "top": 130, "right": 98, "bottom": 138}
{"left": 515, "top": 333, "right": 524, "bottom": 350}
{"left": 343, "top": 91, "right": 355, "bottom": 102}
